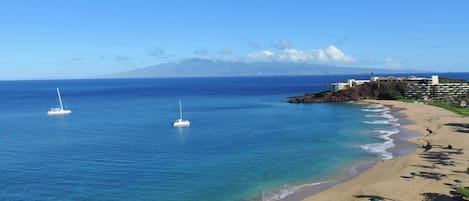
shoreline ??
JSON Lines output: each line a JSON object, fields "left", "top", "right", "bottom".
{"left": 272, "top": 102, "right": 420, "bottom": 201}
{"left": 382, "top": 106, "right": 420, "bottom": 158}
{"left": 302, "top": 100, "right": 469, "bottom": 201}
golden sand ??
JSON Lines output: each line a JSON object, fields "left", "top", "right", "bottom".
{"left": 303, "top": 100, "right": 469, "bottom": 201}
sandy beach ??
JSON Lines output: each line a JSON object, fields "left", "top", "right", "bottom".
{"left": 303, "top": 100, "right": 469, "bottom": 201}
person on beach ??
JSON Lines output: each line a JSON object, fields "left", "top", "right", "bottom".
{"left": 426, "top": 128, "right": 434, "bottom": 136}
{"left": 423, "top": 141, "right": 432, "bottom": 152}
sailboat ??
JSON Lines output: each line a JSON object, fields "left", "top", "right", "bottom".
{"left": 47, "top": 88, "right": 72, "bottom": 115}
{"left": 172, "top": 100, "right": 190, "bottom": 127}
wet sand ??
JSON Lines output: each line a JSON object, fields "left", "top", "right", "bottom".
{"left": 302, "top": 100, "right": 469, "bottom": 201}
{"left": 278, "top": 101, "right": 420, "bottom": 201}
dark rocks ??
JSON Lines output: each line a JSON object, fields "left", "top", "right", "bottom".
{"left": 288, "top": 82, "right": 408, "bottom": 103}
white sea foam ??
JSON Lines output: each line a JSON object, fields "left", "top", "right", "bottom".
{"left": 260, "top": 181, "right": 325, "bottom": 201}
{"left": 360, "top": 140, "right": 394, "bottom": 160}
{"left": 374, "top": 128, "right": 400, "bottom": 140}
{"left": 360, "top": 104, "right": 401, "bottom": 160}
{"left": 366, "top": 111, "right": 394, "bottom": 119}
{"left": 362, "top": 119, "right": 398, "bottom": 125}
{"left": 363, "top": 104, "right": 384, "bottom": 109}
{"left": 365, "top": 114, "right": 394, "bottom": 119}
{"left": 361, "top": 108, "right": 390, "bottom": 112}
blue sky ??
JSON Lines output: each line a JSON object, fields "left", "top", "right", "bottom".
{"left": 1, "top": 0, "right": 469, "bottom": 79}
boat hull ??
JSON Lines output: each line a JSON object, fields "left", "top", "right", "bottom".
{"left": 47, "top": 109, "right": 72, "bottom": 115}
{"left": 172, "top": 120, "right": 190, "bottom": 127}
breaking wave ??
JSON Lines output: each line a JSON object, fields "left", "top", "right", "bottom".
{"left": 360, "top": 104, "right": 401, "bottom": 160}
{"left": 260, "top": 181, "right": 325, "bottom": 201}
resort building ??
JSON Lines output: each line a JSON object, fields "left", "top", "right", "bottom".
{"left": 330, "top": 75, "right": 436, "bottom": 92}
{"left": 331, "top": 75, "right": 468, "bottom": 102}
{"left": 405, "top": 79, "right": 469, "bottom": 101}
{"left": 330, "top": 79, "right": 370, "bottom": 92}
{"left": 369, "top": 75, "right": 469, "bottom": 101}
{"left": 370, "top": 75, "right": 437, "bottom": 84}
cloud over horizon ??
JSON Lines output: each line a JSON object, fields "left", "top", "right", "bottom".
{"left": 102, "top": 42, "right": 403, "bottom": 70}
{"left": 246, "top": 50, "right": 275, "bottom": 62}
{"left": 245, "top": 45, "right": 354, "bottom": 64}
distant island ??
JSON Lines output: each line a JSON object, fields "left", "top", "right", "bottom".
{"left": 109, "top": 58, "right": 423, "bottom": 78}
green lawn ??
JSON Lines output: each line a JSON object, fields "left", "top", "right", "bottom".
{"left": 399, "top": 99, "right": 469, "bottom": 116}
{"left": 428, "top": 101, "right": 469, "bottom": 116}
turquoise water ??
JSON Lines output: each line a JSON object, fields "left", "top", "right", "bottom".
{"left": 0, "top": 76, "right": 408, "bottom": 201}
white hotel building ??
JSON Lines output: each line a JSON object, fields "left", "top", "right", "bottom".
{"left": 331, "top": 75, "right": 469, "bottom": 101}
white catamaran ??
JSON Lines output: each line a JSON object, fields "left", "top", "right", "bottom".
{"left": 172, "top": 100, "right": 190, "bottom": 127}
{"left": 47, "top": 88, "right": 72, "bottom": 115}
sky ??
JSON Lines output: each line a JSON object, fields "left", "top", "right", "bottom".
{"left": 1, "top": 0, "right": 469, "bottom": 79}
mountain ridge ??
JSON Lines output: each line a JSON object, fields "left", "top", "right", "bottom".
{"left": 110, "top": 58, "right": 425, "bottom": 78}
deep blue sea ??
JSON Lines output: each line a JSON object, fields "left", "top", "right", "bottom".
{"left": 0, "top": 73, "right": 468, "bottom": 201}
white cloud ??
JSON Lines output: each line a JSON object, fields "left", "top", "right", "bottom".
{"left": 385, "top": 58, "right": 401, "bottom": 68}
{"left": 313, "top": 49, "right": 328, "bottom": 62}
{"left": 246, "top": 50, "right": 275, "bottom": 62}
{"left": 278, "top": 49, "right": 314, "bottom": 62}
{"left": 325, "top": 45, "right": 354, "bottom": 63}
{"left": 244, "top": 45, "right": 354, "bottom": 64}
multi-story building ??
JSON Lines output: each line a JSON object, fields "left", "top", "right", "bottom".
{"left": 370, "top": 75, "right": 435, "bottom": 84}
{"left": 404, "top": 75, "right": 469, "bottom": 101}
{"left": 330, "top": 79, "right": 370, "bottom": 92}
{"left": 331, "top": 75, "right": 469, "bottom": 101}
{"left": 330, "top": 75, "right": 437, "bottom": 92}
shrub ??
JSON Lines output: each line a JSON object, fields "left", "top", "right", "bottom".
{"left": 379, "top": 90, "right": 404, "bottom": 100}
{"left": 456, "top": 187, "right": 469, "bottom": 198}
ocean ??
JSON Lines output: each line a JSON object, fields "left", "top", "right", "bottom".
{"left": 0, "top": 73, "right": 467, "bottom": 201}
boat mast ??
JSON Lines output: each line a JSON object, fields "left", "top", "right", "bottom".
{"left": 57, "top": 88, "right": 64, "bottom": 110}
{"left": 179, "top": 100, "right": 183, "bottom": 120}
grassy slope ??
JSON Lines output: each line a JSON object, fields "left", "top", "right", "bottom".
{"left": 428, "top": 101, "right": 469, "bottom": 116}
{"left": 399, "top": 98, "right": 469, "bottom": 116}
